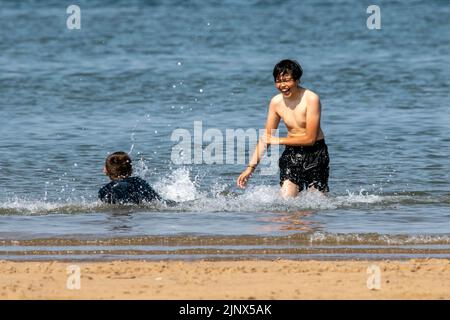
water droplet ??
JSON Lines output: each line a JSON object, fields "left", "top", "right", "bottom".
{"left": 199, "top": 88, "right": 203, "bottom": 93}
{"left": 177, "top": 61, "right": 182, "bottom": 66}
{"left": 154, "top": 130, "right": 158, "bottom": 134}
{"left": 73, "top": 163, "right": 78, "bottom": 167}
{"left": 172, "top": 84, "right": 177, "bottom": 88}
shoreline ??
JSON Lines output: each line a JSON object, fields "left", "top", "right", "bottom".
{"left": 1, "top": 259, "right": 449, "bottom": 299}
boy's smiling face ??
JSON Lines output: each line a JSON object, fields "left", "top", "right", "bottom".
{"left": 275, "top": 72, "right": 298, "bottom": 98}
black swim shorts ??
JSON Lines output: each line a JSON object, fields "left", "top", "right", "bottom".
{"left": 279, "top": 139, "right": 330, "bottom": 192}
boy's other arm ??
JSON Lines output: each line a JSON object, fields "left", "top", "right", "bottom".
{"left": 142, "top": 184, "right": 162, "bottom": 202}
{"left": 148, "top": 187, "right": 177, "bottom": 206}
{"left": 142, "top": 182, "right": 177, "bottom": 206}
{"left": 270, "top": 94, "right": 321, "bottom": 146}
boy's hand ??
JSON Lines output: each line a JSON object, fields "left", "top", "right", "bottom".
{"left": 237, "top": 167, "right": 255, "bottom": 189}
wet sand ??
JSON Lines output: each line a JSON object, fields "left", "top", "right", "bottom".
{"left": 1, "top": 259, "right": 449, "bottom": 299}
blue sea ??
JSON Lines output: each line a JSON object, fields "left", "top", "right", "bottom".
{"left": 0, "top": 0, "right": 449, "bottom": 260}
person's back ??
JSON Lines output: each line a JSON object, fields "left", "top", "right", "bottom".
{"left": 99, "top": 176, "right": 161, "bottom": 204}
{"left": 98, "top": 151, "right": 174, "bottom": 205}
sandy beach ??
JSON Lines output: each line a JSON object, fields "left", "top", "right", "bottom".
{"left": 1, "top": 259, "right": 449, "bottom": 300}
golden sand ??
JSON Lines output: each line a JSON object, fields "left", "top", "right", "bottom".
{"left": 1, "top": 259, "right": 449, "bottom": 299}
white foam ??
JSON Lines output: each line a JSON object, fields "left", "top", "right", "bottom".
{"left": 306, "top": 232, "right": 450, "bottom": 245}
{"left": 153, "top": 167, "right": 201, "bottom": 202}
{"left": 334, "top": 190, "right": 383, "bottom": 206}
{"left": 0, "top": 196, "right": 101, "bottom": 215}
{"left": 0, "top": 168, "right": 429, "bottom": 215}
{"left": 151, "top": 169, "right": 379, "bottom": 212}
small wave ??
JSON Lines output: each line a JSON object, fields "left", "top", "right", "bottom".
{"left": 0, "top": 168, "right": 446, "bottom": 215}
{"left": 0, "top": 198, "right": 103, "bottom": 215}
{"left": 306, "top": 232, "right": 450, "bottom": 245}
{"left": 1, "top": 232, "right": 450, "bottom": 246}
{"left": 0, "top": 197, "right": 179, "bottom": 215}
{"left": 0, "top": 191, "right": 384, "bottom": 215}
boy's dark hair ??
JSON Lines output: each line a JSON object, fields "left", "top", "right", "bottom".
{"left": 273, "top": 59, "right": 303, "bottom": 81}
{"left": 105, "top": 151, "right": 132, "bottom": 179}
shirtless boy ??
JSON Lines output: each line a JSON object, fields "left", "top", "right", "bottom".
{"left": 237, "top": 59, "right": 330, "bottom": 198}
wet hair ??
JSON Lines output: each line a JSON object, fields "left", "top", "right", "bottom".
{"left": 273, "top": 59, "right": 303, "bottom": 82}
{"left": 105, "top": 151, "right": 132, "bottom": 179}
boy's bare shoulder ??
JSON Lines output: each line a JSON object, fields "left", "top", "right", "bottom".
{"left": 270, "top": 93, "right": 284, "bottom": 106}
{"left": 304, "top": 89, "right": 320, "bottom": 103}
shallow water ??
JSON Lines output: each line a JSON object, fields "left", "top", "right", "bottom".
{"left": 0, "top": 0, "right": 449, "bottom": 260}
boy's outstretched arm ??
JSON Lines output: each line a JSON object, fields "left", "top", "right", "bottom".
{"left": 237, "top": 99, "right": 280, "bottom": 188}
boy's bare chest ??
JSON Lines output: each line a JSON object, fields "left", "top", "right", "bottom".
{"left": 277, "top": 102, "right": 307, "bottom": 129}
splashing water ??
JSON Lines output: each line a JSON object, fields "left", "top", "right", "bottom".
{"left": 154, "top": 167, "right": 200, "bottom": 202}
{"left": 0, "top": 167, "right": 439, "bottom": 216}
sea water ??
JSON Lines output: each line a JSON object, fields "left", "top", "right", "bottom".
{"left": 0, "top": 0, "right": 449, "bottom": 260}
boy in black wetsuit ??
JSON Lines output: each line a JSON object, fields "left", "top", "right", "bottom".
{"left": 99, "top": 151, "right": 172, "bottom": 205}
